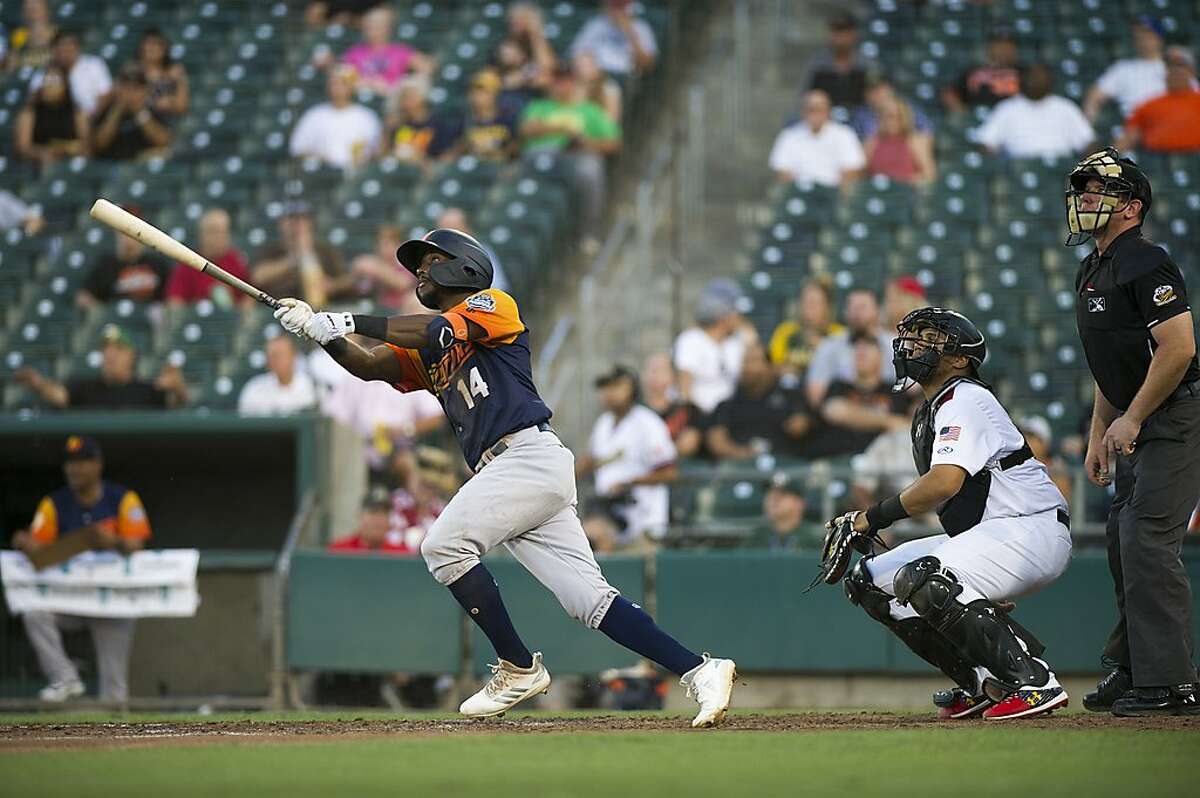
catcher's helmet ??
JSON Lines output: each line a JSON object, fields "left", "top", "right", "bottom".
{"left": 396, "top": 228, "right": 494, "bottom": 300}
{"left": 1064, "top": 147, "right": 1153, "bottom": 247}
{"left": 892, "top": 307, "right": 986, "bottom": 390}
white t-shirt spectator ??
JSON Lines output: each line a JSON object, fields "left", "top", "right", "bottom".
{"left": 570, "top": 15, "right": 658, "bottom": 76}
{"left": 31, "top": 54, "right": 112, "bottom": 115}
{"left": 289, "top": 102, "right": 382, "bottom": 169}
{"left": 768, "top": 120, "right": 866, "bottom": 187}
{"left": 1095, "top": 58, "right": 1167, "bottom": 119}
{"left": 673, "top": 327, "right": 745, "bottom": 414}
{"left": 589, "top": 404, "right": 676, "bottom": 541}
{"left": 975, "top": 94, "right": 1094, "bottom": 159}
{"left": 323, "top": 376, "right": 444, "bottom": 469}
{"left": 238, "top": 371, "right": 318, "bottom": 416}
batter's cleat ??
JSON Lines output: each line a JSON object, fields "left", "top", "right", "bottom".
{"left": 1111, "top": 684, "right": 1200, "bottom": 717}
{"left": 681, "top": 654, "right": 737, "bottom": 728}
{"left": 932, "top": 687, "right": 993, "bottom": 719}
{"left": 459, "top": 652, "right": 551, "bottom": 718}
{"left": 38, "top": 679, "right": 84, "bottom": 703}
{"left": 982, "top": 686, "right": 1069, "bottom": 720}
{"left": 1083, "top": 666, "right": 1132, "bottom": 712}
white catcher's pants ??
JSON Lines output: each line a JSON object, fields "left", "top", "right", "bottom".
{"left": 420, "top": 426, "right": 620, "bottom": 628}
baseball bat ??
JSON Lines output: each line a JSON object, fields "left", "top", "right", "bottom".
{"left": 89, "top": 198, "right": 280, "bottom": 309}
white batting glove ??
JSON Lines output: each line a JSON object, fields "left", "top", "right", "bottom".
{"left": 303, "top": 311, "right": 355, "bottom": 346}
{"left": 273, "top": 298, "right": 314, "bottom": 338}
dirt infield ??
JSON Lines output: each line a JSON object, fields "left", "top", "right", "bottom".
{"left": 1, "top": 711, "right": 1196, "bottom": 751}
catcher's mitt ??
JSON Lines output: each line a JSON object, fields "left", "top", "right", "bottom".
{"left": 803, "top": 511, "right": 875, "bottom": 593}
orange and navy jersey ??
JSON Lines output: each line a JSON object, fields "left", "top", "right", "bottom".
{"left": 30, "top": 481, "right": 152, "bottom": 545}
{"left": 387, "top": 288, "right": 552, "bottom": 468}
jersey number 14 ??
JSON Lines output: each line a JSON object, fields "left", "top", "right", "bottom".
{"left": 455, "top": 367, "right": 490, "bottom": 410}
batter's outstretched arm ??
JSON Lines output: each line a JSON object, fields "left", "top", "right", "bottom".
{"left": 321, "top": 338, "right": 404, "bottom": 383}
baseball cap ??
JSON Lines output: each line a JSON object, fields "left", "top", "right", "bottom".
{"left": 281, "top": 199, "right": 313, "bottom": 217}
{"left": 829, "top": 12, "right": 859, "bottom": 31}
{"left": 890, "top": 275, "right": 927, "bottom": 300}
{"left": 362, "top": 484, "right": 392, "bottom": 510}
{"left": 769, "top": 472, "right": 805, "bottom": 498}
{"left": 1166, "top": 46, "right": 1196, "bottom": 71}
{"left": 101, "top": 324, "right": 135, "bottom": 350}
{"left": 594, "top": 364, "right": 638, "bottom": 388}
{"left": 471, "top": 69, "right": 502, "bottom": 93}
{"left": 1134, "top": 14, "right": 1166, "bottom": 39}
{"left": 64, "top": 435, "right": 102, "bottom": 461}
{"left": 1017, "top": 416, "right": 1052, "bottom": 445}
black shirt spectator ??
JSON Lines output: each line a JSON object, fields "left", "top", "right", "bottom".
{"left": 136, "top": 28, "right": 189, "bottom": 119}
{"left": 80, "top": 237, "right": 173, "bottom": 305}
{"left": 943, "top": 31, "right": 1020, "bottom": 112}
{"left": 450, "top": 69, "right": 519, "bottom": 161}
{"left": 706, "top": 343, "right": 812, "bottom": 460}
{"left": 15, "top": 64, "right": 89, "bottom": 167}
{"left": 810, "top": 334, "right": 910, "bottom": 457}
{"left": 91, "top": 64, "right": 172, "bottom": 160}
{"left": 804, "top": 12, "right": 873, "bottom": 109}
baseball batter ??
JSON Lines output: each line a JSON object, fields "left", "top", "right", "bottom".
{"left": 274, "top": 228, "right": 736, "bottom": 726}
{"left": 828, "top": 308, "right": 1073, "bottom": 720}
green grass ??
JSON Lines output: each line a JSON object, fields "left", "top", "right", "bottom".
{"left": 1, "top": 714, "right": 1197, "bottom": 798}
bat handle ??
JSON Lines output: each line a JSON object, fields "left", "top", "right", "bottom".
{"left": 257, "top": 293, "right": 281, "bottom": 310}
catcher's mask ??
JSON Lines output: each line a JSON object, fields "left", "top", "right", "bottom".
{"left": 1064, "top": 147, "right": 1152, "bottom": 247}
{"left": 892, "top": 307, "right": 986, "bottom": 392}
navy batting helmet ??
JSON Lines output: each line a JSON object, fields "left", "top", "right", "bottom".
{"left": 396, "top": 228, "right": 494, "bottom": 294}
{"left": 892, "top": 307, "right": 987, "bottom": 390}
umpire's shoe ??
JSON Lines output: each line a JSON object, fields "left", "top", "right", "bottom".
{"left": 681, "top": 654, "right": 737, "bottom": 728}
{"left": 460, "top": 652, "right": 551, "bottom": 718}
{"left": 1082, "top": 666, "right": 1132, "bottom": 712}
{"left": 1111, "top": 684, "right": 1200, "bottom": 717}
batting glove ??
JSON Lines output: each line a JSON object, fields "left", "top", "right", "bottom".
{"left": 274, "top": 298, "right": 314, "bottom": 338}
{"left": 304, "top": 311, "right": 355, "bottom": 346}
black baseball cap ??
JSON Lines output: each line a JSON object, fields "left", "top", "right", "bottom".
{"left": 362, "top": 484, "right": 392, "bottom": 510}
{"left": 64, "top": 435, "right": 102, "bottom": 461}
{"left": 769, "top": 472, "right": 805, "bottom": 498}
{"left": 594, "top": 365, "right": 638, "bottom": 388}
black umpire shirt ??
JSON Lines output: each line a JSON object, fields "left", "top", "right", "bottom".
{"left": 1075, "top": 226, "right": 1200, "bottom": 411}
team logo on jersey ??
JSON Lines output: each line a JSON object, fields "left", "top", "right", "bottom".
{"left": 1088, "top": 296, "right": 1106, "bottom": 313}
{"left": 1153, "top": 285, "right": 1177, "bottom": 307}
{"left": 438, "top": 326, "right": 456, "bottom": 350}
{"left": 937, "top": 446, "right": 955, "bottom": 454}
{"left": 938, "top": 426, "right": 961, "bottom": 441}
{"left": 466, "top": 293, "right": 496, "bottom": 312}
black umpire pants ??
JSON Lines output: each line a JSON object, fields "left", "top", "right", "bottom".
{"left": 1103, "top": 393, "right": 1200, "bottom": 687}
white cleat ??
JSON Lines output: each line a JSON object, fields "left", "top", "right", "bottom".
{"left": 39, "top": 679, "right": 85, "bottom": 703}
{"left": 459, "top": 652, "right": 551, "bottom": 718}
{"left": 681, "top": 654, "right": 737, "bottom": 728}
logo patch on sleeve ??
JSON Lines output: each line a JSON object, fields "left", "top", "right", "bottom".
{"left": 1153, "top": 285, "right": 1177, "bottom": 307}
{"left": 937, "top": 426, "right": 961, "bottom": 441}
{"left": 465, "top": 293, "right": 496, "bottom": 312}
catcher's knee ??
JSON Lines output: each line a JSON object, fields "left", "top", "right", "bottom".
{"left": 892, "top": 556, "right": 964, "bottom": 627}
{"left": 844, "top": 559, "right": 894, "bottom": 624}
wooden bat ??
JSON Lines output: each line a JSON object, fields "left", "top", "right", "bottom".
{"left": 89, "top": 198, "right": 280, "bottom": 309}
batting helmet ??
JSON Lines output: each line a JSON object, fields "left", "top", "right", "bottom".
{"left": 396, "top": 228, "right": 494, "bottom": 292}
{"left": 892, "top": 307, "right": 987, "bottom": 390}
{"left": 1064, "top": 147, "right": 1153, "bottom": 247}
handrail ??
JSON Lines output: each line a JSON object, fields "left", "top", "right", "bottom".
{"left": 268, "top": 488, "right": 318, "bottom": 710}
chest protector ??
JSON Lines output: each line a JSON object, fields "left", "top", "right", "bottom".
{"left": 911, "top": 377, "right": 1033, "bottom": 536}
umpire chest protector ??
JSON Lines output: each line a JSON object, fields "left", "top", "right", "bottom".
{"left": 912, "top": 377, "right": 1032, "bottom": 536}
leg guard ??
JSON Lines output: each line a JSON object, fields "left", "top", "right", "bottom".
{"left": 893, "top": 556, "right": 1050, "bottom": 693}
{"left": 845, "top": 559, "right": 978, "bottom": 691}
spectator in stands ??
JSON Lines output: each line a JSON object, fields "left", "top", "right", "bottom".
{"left": 883, "top": 274, "right": 926, "bottom": 331}
{"left": 746, "top": 472, "right": 823, "bottom": 550}
{"left": 291, "top": 64, "right": 381, "bottom": 169}
{"left": 333, "top": 6, "right": 433, "bottom": 95}
{"left": 328, "top": 485, "right": 413, "bottom": 554}
{"left": 386, "top": 75, "right": 456, "bottom": 164}
{"left": 803, "top": 12, "right": 873, "bottom": 109}
{"left": 942, "top": 29, "right": 1020, "bottom": 113}
{"left": 446, "top": 68, "right": 518, "bottom": 162}
{"left": 976, "top": 63, "right": 1094, "bottom": 160}
{"left": 851, "top": 76, "right": 933, "bottom": 140}
{"left": 768, "top": 276, "right": 843, "bottom": 380}
{"left": 305, "top": 0, "right": 382, "bottom": 28}
{"left": 814, "top": 333, "right": 910, "bottom": 457}
{"left": 570, "top": 0, "right": 657, "bottom": 77}
{"left": 577, "top": 365, "right": 678, "bottom": 552}
{"left": 237, "top": 335, "right": 318, "bottom": 416}
{"left": 707, "top": 343, "right": 811, "bottom": 461}
{"left": 1084, "top": 15, "right": 1168, "bottom": 123}
{"left": 34, "top": 29, "right": 111, "bottom": 116}
{"left": 0, "top": 189, "right": 45, "bottom": 235}
{"left": 435, "top": 207, "right": 511, "bottom": 293}
{"left": 349, "top": 223, "right": 418, "bottom": 312}
{"left": 806, "top": 288, "right": 893, "bottom": 405}
{"left": 91, "top": 64, "right": 173, "bottom": 161}
{"left": 15, "top": 324, "right": 189, "bottom": 410}
{"left": 78, "top": 211, "right": 173, "bottom": 307}
{"left": 1116, "top": 47, "right": 1200, "bottom": 155}
{"left": 520, "top": 64, "right": 621, "bottom": 247}
{"left": 492, "top": 2, "right": 556, "bottom": 116}
{"left": 165, "top": 209, "right": 250, "bottom": 307}
{"left": 850, "top": 396, "right": 921, "bottom": 511}
{"left": 769, "top": 90, "right": 865, "bottom": 189}
{"left": 252, "top": 200, "right": 352, "bottom": 306}
{"left": 574, "top": 50, "right": 622, "bottom": 122}
{"left": 12, "top": 435, "right": 149, "bottom": 703}
{"left": 135, "top": 28, "right": 189, "bottom": 119}
{"left": 378, "top": 444, "right": 451, "bottom": 551}
{"left": 673, "top": 279, "right": 755, "bottom": 415}
{"left": 15, "top": 63, "right": 89, "bottom": 167}
{"left": 864, "top": 97, "right": 936, "bottom": 185}
{"left": 1018, "top": 415, "right": 1073, "bottom": 507}
{"left": 323, "top": 371, "right": 444, "bottom": 474}
{"left": 641, "top": 351, "right": 702, "bottom": 458}
{"left": 5, "top": 0, "right": 56, "bottom": 71}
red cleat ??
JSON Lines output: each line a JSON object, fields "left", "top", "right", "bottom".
{"left": 983, "top": 686, "right": 1069, "bottom": 720}
{"left": 933, "top": 687, "right": 993, "bottom": 719}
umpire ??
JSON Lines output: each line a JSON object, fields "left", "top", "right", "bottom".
{"left": 1067, "top": 147, "right": 1200, "bottom": 716}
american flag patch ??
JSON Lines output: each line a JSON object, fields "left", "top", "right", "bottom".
{"left": 938, "top": 426, "right": 961, "bottom": 441}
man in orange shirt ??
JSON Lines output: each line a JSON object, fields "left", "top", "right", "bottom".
{"left": 12, "top": 436, "right": 151, "bottom": 703}
{"left": 1118, "top": 47, "right": 1200, "bottom": 154}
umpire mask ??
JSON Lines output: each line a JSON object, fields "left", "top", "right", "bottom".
{"left": 1064, "top": 148, "right": 1148, "bottom": 247}
{"left": 891, "top": 307, "right": 987, "bottom": 392}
